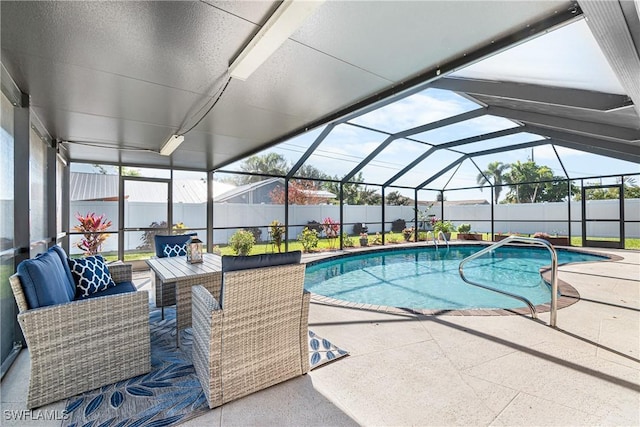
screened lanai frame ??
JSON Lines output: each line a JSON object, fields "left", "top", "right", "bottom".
{"left": 210, "top": 13, "right": 640, "bottom": 251}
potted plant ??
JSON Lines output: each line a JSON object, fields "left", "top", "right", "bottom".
{"left": 229, "top": 229, "right": 255, "bottom": 255}
{"left": 432, "top": 219, "right": 456, "bottom": 241}
{"left": 457, "top": 223, "right": 483, "bottom": 241}
{"left": 359, "top": 232, "right": 368, "bottom": 247}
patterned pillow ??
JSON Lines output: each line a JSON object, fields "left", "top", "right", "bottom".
{"left": 68, "top": 255, "right": 117, "bottom": 298}
{"left": 163, "top": 243, "right": 187, "bottom": 257}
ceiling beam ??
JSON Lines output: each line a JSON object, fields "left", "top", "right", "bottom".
{"left": 579, "top": 0, "right": 640, "bottom": 117}
{"left": 524, "top": 125, "right": 640, "bottom": 163}
{"left": 416, "top": 139, "right": 550, "bottom": 189}
{"left": 488, "top": 105, "right": 640, "bottom": 141}
{"left": 341, "top": 108, "right": 486, "bottom": 183}
{"left": 430, "top": 77, "right": 632, "bottom": 111}
{"left": 382, "top": 126, "right": 523, "bottom": 187}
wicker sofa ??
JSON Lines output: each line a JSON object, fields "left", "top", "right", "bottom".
{"left": 192, "top": 251, "right": 310, "bottom": 408}
{"left": 9, "top": 246, "right": 151, "bottom": 409}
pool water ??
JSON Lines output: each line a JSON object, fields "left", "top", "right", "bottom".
{"left": 304, "top": 246, "right": 607, "bottom": 310}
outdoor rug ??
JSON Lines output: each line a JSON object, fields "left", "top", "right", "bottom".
{"left": 62, "top": 307, "right": 348, "bottom": 427}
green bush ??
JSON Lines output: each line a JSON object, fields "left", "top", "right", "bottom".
{"left": 342, "top": 232, "right": 355, "bottom": 247}
{"left": 457, "top": 223, "right": 471, "bottom": 233}
{"left": 229, "top": 229, "right": 255, "bottom": 255}
{"left": 298, "top": 227, "right": 319, "bottom": 253}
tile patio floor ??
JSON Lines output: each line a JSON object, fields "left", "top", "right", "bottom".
{"left": 2, "top": 245, "right": 638, "bottom": 426}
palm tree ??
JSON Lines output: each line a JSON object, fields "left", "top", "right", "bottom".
{"left": 477, "top": 161, "right": 510, "bottom": 204}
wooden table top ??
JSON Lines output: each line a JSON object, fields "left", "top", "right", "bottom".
{"left": 146, "top": 253, "right": 222, "bottom": 283}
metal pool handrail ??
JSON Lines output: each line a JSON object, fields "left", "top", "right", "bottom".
{"left": 458, "top": 236, "right": 559, "bottom": 327}
{"left": 437, "top": 231, "right": 449, "bottom": 249}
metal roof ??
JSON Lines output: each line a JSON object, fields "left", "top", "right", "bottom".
{"left": 1, "top": 0, "right": 638, "bottom": 178}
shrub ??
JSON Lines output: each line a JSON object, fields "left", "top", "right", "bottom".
{"left": 352, "top": 223, "right": 368, "bottom": 235}
{"left": 138, "top": 220, "right": 189, "bottom": 250}
{"left": 342, "top": 232, "right": 355, "bottom": 247}
{"left": 418, "top": 231, "right": 429, "bottom": 241}
{"left": 73, "top": 212, "right": 112, "bottom": 255}
{"left": 371, "top": 232, "right": 382, "bottom": 245}
{"left": 457, "top": 223, "right": 471, "bottom": 233}
{"left": 298, "top": 227, "right": 319, "bottom": 253}
{"left": 391, "top": 218, "right": 406, "bottom": 233}
{"left": 229, "top": 229, "right": 255, "bottom": 255}
{"left": 269, "top": 220, "right": 285, "bottom": 253}
{"left": 433, "top": 220, "right": 456, "bottom": 233}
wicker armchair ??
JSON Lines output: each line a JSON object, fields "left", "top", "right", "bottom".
{"left": 191, "top": 263, "right": 310, "bottom": 409}
{"left": 9, "top": 263, "right": 151, "bottom": 409}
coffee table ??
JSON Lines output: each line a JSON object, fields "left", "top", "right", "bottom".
{"left": 146, "top": 253, "right": 222, "bottom": 346}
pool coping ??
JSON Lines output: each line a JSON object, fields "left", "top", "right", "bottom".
{"left": 303, "top": 241, "right": 623, "bottom": 318}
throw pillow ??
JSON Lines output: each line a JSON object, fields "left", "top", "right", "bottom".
{"left": 68, "top": 255, "right": 117, "bottom": 298}
{"left": 163, "top": 243, "right": 187, "bottom": 257}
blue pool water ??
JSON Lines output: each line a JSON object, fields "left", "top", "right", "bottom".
{"left": 304, "top": 246, "right": 607, "bottom": 310}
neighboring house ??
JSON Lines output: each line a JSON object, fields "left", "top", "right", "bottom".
{"left": 70, "top": 172, "right": 234, "bottom": 203}
{"left": 214, "top": 177, "right": 335, "bottom": 204}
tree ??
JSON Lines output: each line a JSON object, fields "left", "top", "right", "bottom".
{"left": 236, "top": 153, "right": 290, "bottom": 184}
{"left": 269, "top": 180, "right": 322, "bottom": 205}
{"left": 575, "top": 177, "right": 640, "bottom": 200}
{"left": 325, "top": 172, "right": 381, "bottom": 205}
{"left": 385, "top": 191, "right": 412, "bottom": 206}
{"left": 503, "top": 160, "right": 575, "bottom": 203}
{"left": 476, "top": 161, "right": 510, "bottom": 204}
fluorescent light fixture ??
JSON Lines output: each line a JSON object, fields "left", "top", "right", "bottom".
{"left": 160, "top": 134, "right": 184, "bottom": 156}
{"left": 229, "top": 0, "right": 324, "bottom": 81}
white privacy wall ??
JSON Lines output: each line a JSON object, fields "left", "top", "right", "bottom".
{"left": 69, "top": 199, "right": 640, "bottom": 252}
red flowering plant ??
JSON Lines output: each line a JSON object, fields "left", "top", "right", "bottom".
{"left": 73, "top": 212, "right": 112, "bottom": 255}
{"left": 321, "top": 217, "right": 340, "bottom": 249}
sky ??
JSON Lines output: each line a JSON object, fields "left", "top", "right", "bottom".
{"left": 220, "top": 19, "right": 639, "bottom": 202}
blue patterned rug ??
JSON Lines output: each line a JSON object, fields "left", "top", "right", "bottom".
{"left": 62, "top": 307, "right": 347, "bottom": 427}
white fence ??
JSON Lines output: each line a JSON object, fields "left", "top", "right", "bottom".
{"left": 68, "top": 198, "right": 640, "bottom": 253}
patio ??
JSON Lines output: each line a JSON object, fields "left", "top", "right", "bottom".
{"left": 2, "top": 245, "right": 638, "bottom": 426}
{"left": 2, "top": 1, "right": 640, "bottom": 426}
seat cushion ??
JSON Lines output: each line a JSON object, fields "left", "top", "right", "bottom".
{"left": 17, "top": 250, "right": 75, "bottom": 309}
{"left": 222, "top": 251, "right": 302, "bottom": 273}
{"left": 79, "top": 280, "right": 137, "bottom": 300}
{"left": 68, "top": 255, "right": 117, "bottom": 298}
{"left": 154, "top": 234, "right": 193, "bottom": 258}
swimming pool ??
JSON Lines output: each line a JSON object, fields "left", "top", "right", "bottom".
{"left": 304, "top": 245, "right": 608, "bottom": 311}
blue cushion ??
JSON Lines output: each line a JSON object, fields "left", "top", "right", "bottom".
{"left": 79, "top": 281, "right": 136, "bottom": 300}
{"left": 222, "top": 251, "right": 302, "bottom": 273}
{"left": 163, "top": 243, "right": 187, "bottom": 257}
{"left": 68, "top": 255, "right": 117, "bottom": 298}
{"left": 154, "top": 234, "right": 193, "bottom": 258}
{"left": 17, "top": 250, "right": 75, "bottom": 309}
{"left": 48, "top": 245, "right": 76, "bottom": 295}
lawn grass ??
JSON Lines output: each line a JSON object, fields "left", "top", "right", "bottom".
{"left": 94, "top": 234, "right": 640, "bottom": 261}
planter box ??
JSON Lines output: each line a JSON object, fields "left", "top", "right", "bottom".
{"left": 540, "top": 237, "right": 570, "bottom": 246}
{"left": 458, "top": 233, "right": 483, "bottom": 241}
